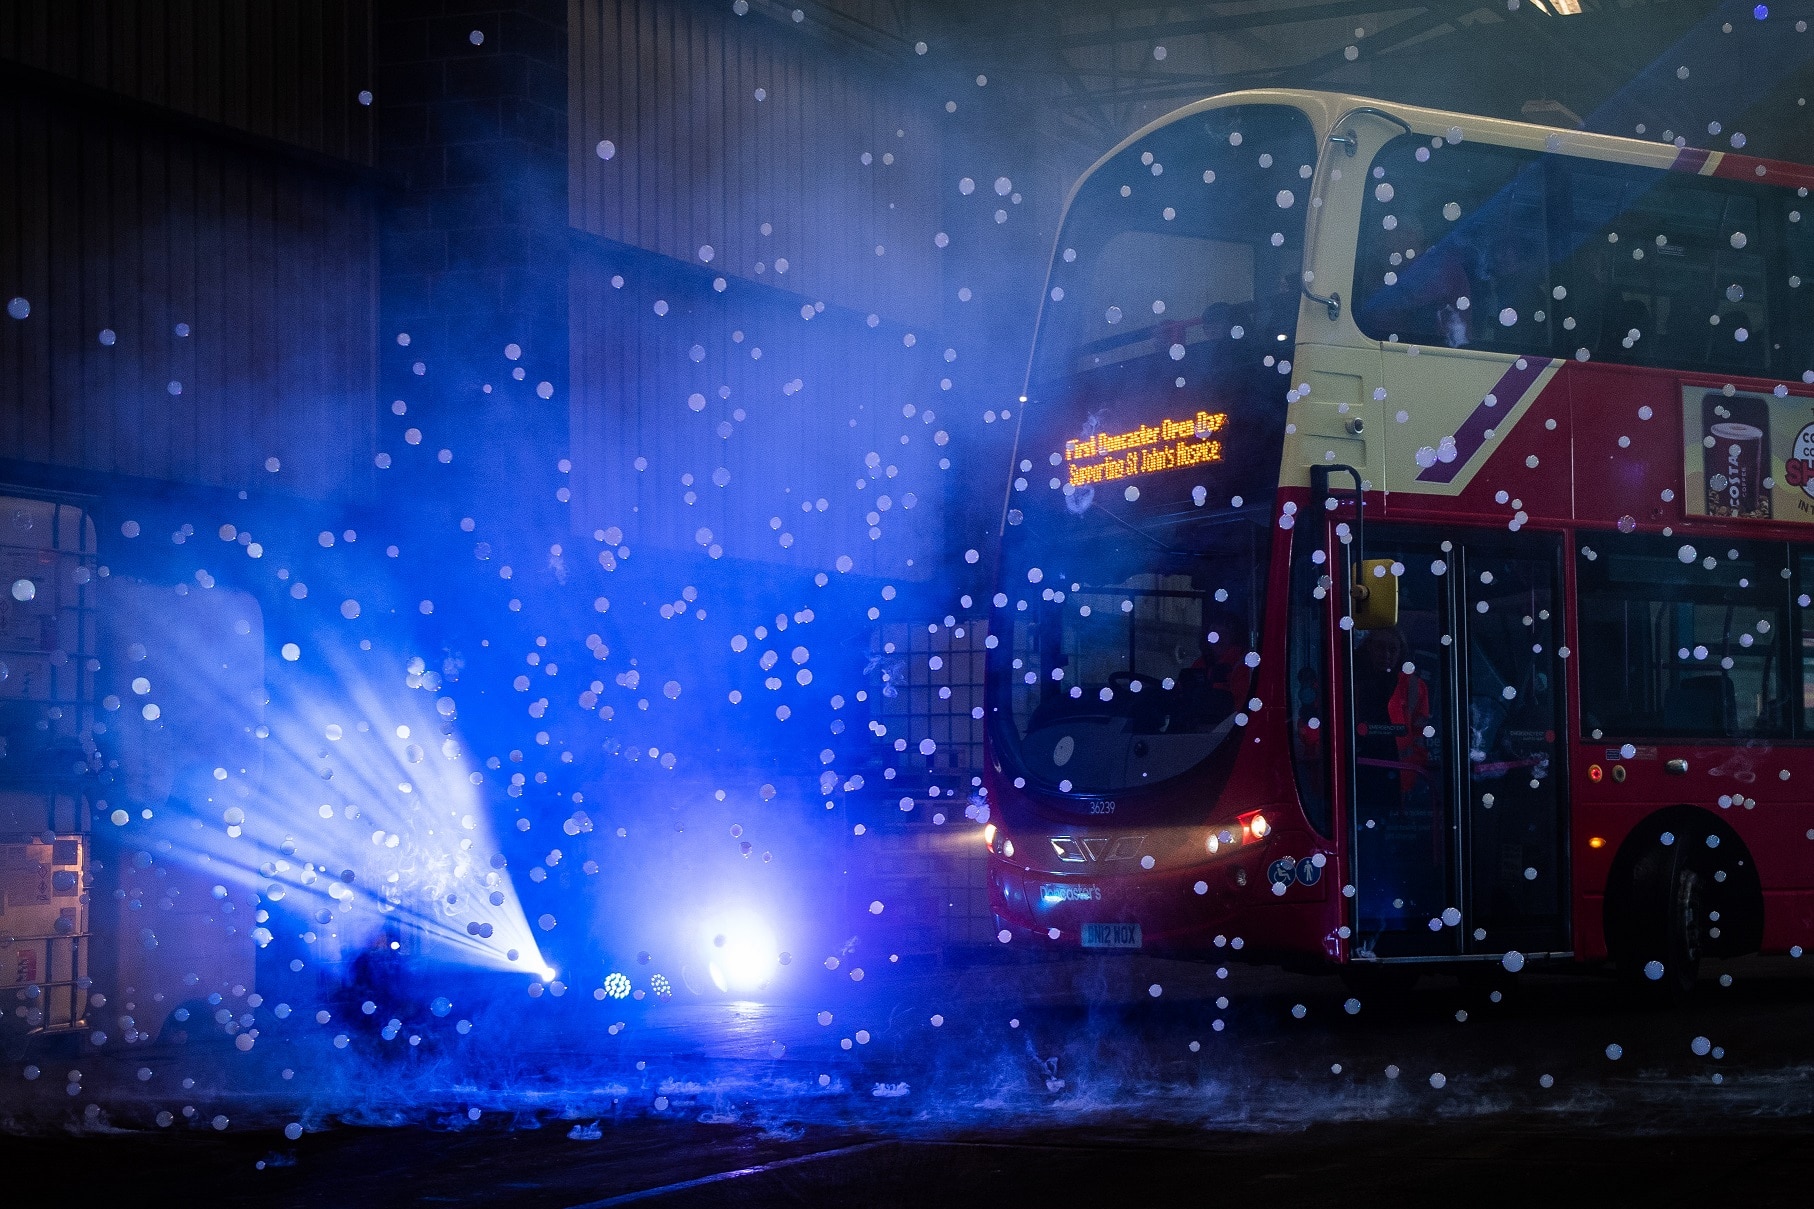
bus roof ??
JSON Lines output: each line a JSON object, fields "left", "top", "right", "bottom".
{"left": 1065, "top": 88, "right": 1814, "bottom": 213}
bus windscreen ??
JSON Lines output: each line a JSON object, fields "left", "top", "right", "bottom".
{"left": 992, "top": 512, "right": 1269, "bottom": 797}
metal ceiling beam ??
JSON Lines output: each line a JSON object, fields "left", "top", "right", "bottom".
{"left": 1047, "top": 0, "right": 1728, "bottom": 116}
{"left": 1043, "top": 4, "right": 1460, "bottom": 107}
{"left": 963, "top": 0, "right": 1715, "bottom": 49}
{"left": 1042, "top": 0, "right": 1427, "bottom": 49}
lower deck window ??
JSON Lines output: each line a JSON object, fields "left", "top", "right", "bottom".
{"left": 1577, "top": 532, "right": 1788, "bottom": 740}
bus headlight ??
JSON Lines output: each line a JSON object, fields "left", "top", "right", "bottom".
{"left": 1206, "top": 827, "right": 1237, "bottom": 855}
{"left": 1240, "top": 809, "right": 1270, "bottom": 842}
{"left": 983, "top": 823, "right": 997, "bottom": 850}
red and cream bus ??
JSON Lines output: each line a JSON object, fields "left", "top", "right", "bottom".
{"left": 984, "top": 89, "right": 1814, "bottom": 994}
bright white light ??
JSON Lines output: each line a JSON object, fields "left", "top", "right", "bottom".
{"left": 540, "top": 965, "right": 558, "bottom": 981}
{"left": 705, "top": 914, "right": 779, "bottom": 993}
{"left": 134, "top": 625, "right": 549, "bottom": 978}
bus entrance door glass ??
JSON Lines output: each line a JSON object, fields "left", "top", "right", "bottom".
{"left": 1345, "top": 534, "right": 1459, "bottom": 960}
{"left": 1458, "top": 540, "right": 1569, "bottom": 957}
{"left": 1343, "top": 530, "right": 1569, "bottom": 962}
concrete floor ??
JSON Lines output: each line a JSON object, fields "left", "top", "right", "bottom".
{"left": 5, "top": 951, "right": 1814, "bottom": 1204}
{"left": 6, "top": 1116, "right": 1814, "bottom": 1207}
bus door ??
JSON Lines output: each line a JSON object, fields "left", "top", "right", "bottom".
{"left": 1341, "top": 527, "right": 1569, "bottom": 961}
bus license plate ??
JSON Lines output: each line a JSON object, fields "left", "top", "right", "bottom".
{"left": 1081, "top": 923, "right": 1142, "bottom": 949}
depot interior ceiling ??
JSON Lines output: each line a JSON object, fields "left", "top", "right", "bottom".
{"left": 775, "top": 0, "right": 1809, "bottom": 161}
{"left": 970, "top": 0, "right": 1725, "bottom": 132}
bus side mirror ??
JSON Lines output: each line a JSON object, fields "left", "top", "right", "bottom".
{"left": 1351, "top": 559, "right": 1399, "bottom": 631}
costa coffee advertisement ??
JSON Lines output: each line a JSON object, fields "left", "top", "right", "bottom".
{"left": 1683, "top": 386, "right": 1814, "bottom": 523}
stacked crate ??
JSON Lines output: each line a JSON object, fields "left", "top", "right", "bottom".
{"left": 847, "top": 798, "right": 994, "bottom": 961}
{"left": 0, "top": 496, "right": 97, "bottom": 1039}
{"left": 848, "top": 615, "right": 996, "bottom": 959}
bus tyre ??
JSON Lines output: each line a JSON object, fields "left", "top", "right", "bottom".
{"left": 1617, "top": 844, "right": 1703, "bottom": 1002}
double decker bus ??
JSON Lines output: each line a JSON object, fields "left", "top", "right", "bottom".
{"left": 984, "top": 89, "right": 1814, "bottom": 995}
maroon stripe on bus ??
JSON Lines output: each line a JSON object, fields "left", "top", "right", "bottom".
{"left": 1671, "top": 145, "right": 1814, "bottom": 190}
{"left": 1414, "top": 356, "right": 1551, "bottom": 485}
{"left": 1709, "top": 152, "right": 1814, "bottom": 191}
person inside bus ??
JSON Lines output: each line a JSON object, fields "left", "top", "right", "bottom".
{"left": 1200, "top": 299, "right": 1234, "bottom": 344}
{"left": 1355, "top": 214, "right": 1473, "bottom": 347}
{"left": 1194, "top": 271, "right": 1300, "bottom": 412}
{"left": 1601, "top": 296, "right": 1652, "bottom": 362}
{"left": 1709, "top": 307, "right": 1767, "bottom": 374}
{"left": 1352, "top": 626, "right": 1434, "bottom": 811}
{"left": 1175, "top": 616, "right": 1242, "bottom": 733}
{"left": 1474, "top": 231, "right": 1543, "bottom": 348}
{"left": 1294, "top": 664, "right": 1323, "bottom": 764}
{"left": 1353, "top": 625, "right": 1442, "bottom": 939}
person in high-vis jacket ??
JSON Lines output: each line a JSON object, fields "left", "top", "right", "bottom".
{"left": 1352, "top": 626, "right": 1433, "bottom": 807}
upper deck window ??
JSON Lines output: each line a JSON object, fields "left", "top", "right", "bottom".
{"left": 1354, "top": 135, "right": 1812, "bottom": 380}
{"left": 1031, "top": 104, "right": 1316, "bottom": 427}
{"left": 1354, "top": 140, "right": 1552, "bottom": 354}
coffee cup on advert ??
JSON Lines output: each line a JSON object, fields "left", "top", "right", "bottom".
{"left": 1709, "top": 421, "right": 1765, "bottom": 515}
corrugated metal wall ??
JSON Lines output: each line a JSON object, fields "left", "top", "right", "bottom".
{"left": 567, "top": 0, "right": 958, "bottom": 574}
{"left": 0, "top": 0, "right": 376, "bottom": 166}
{"left": 0, "top": 88, "right": 378, "bottom": 500}
{"left": 569, "top": 0, "right": 942, "bottom": 329}
{"left": 569, "top": 241, "right": 948, "bottom": 576}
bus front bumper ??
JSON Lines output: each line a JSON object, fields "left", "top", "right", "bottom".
{"left": 988, "top": 857, "right": 1254, "bottom": 951}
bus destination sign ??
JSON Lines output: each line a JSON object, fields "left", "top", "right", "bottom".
{"left": 1063, "top": 409, "right": 1228, "bottom": 488}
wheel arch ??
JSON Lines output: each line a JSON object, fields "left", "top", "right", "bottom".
{"left": 1602, "top": 804, "right": 1765, "bottom": 960}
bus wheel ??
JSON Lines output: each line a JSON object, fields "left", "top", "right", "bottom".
{"left": 1616, "top": 844, "right": 1703, "bottom": 1002}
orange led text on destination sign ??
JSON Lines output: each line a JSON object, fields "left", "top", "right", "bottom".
{"left": 1063, "top": 410, "right": 1228, "bottom": 487}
